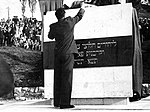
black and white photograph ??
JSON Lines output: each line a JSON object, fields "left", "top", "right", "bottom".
{"left": 0, "top": 0, "right": 150, "bottom": 112}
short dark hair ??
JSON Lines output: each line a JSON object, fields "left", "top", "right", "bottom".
{"left": 55, "top": 8, "right": 66, "bottom": 20}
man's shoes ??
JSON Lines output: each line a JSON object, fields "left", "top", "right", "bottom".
{"left": 60, "top": 105, "right": 75, "bottom": 109}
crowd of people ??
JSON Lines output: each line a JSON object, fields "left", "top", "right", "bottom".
{"left": 139, "top": 17, "right": 150, "bottom": 41}
{"left": 0, "top": 17, "right": 42, "bottom": 51}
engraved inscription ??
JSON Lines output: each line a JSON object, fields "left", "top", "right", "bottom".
{"left": 73, "top": 36, "right": 132, "bottom": 68}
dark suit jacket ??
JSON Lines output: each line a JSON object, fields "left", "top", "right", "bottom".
{"left": 48, "top": 8, "right": 85, "bottom": 56}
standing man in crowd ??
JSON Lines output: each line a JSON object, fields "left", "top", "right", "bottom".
{"left": 0, "top": 27, "right": 4, "bottom": 46}
{"left": 48, "top": 6, "right": 85, "bottom": 109}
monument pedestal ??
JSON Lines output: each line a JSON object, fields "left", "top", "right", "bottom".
{"left": 48, "top": 98, "right": 129, "bottom": 105}
{"left": 43, "top": 4, "right": 133, "bottom": 105}
{"left": 44, "top": 66, "right": 132, "bottom": 105}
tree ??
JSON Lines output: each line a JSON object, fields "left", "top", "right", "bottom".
{"left": 28, "top": 0, "right": 37, "bottom": 18}
{"left": 20, "top": 0, "right": 27, "bottom": 19}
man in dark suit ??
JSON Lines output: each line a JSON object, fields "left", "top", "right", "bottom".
{"left": 48, "top": 7, "right": 85, "bottom": 109}
{"left": 0, "top": 27, "right": 4, "bottom": 46}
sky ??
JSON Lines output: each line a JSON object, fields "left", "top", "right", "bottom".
{"left": 0, "top": 0, "right": 42, "bottom": 21}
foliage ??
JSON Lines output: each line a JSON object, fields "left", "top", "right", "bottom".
{"left": 0, "top": 46, "right": 43, "bottom": 87}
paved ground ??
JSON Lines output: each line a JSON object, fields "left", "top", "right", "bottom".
{"left": 1, "top": 96, "right": 150, "bottom": 112}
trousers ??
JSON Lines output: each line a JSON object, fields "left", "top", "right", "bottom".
{"left": 54, "top": 53, "right": 74, "bottom": 106}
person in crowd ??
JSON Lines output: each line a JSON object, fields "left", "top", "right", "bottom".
{"left": 0, "top": 26, "right": 4, "bottom": 46}
{"left": 12, "top": 16, "right": 19, "bottom": 25}
{"left": 48, "top": 7, "right": 85, "bottom": 109}
{"left": 0, "top": 17, "right": 42, "bottom": 51}
{"left": 9, "top": 23, "right": 16, "bottom": 46}
{"left": 3, "top": 25, "right": 10, "bottom": 46}
{"left": 139, "top": 17, "right": 150, "bottom": 41}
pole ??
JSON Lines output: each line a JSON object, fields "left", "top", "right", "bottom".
{"left": 32, "top": 6, "right": 34, "bottom": 18}
{"left": 7, "top": 7, "right": 10, "bottom": 20}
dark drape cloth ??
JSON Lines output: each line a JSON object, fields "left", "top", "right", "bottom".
{"left": 132, "top": 8, "right": 143, "bottom": 97}
{"left": 0, "top": 55, "right": 14, "bottom": 97}
{"left": 39, "top": 0, "right": 63, "bottom": 15}
{"left": 48, "top": 0, "right": 63, "bottom": 11}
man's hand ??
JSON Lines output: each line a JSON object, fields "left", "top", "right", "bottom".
{"left": 79, "top": 8, "right": 85, "bottom": 14}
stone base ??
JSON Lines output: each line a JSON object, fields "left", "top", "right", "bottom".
{"left": 49, "top": 98, "right": 129, "bottom": 105}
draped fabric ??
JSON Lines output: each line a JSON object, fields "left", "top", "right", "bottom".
{"left": 48, "top": 0, "right": 63, "bottom": 11}
{"left": 132, "top": 8, "right": 143, "bottom": 97}
{"left": 39, "top": 0, "right": 63, "bottom": 15}
{"left": 0, "top": 55, "right": 14, "bottom": 97}
{"left": 38, "top": 0, "right": 121, "bottom": 14}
